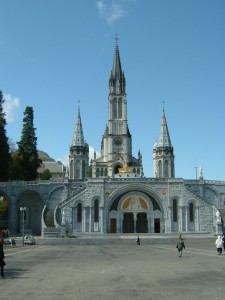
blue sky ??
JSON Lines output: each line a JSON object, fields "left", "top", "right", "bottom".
{"left": 0, "top": 0, "right": 225, "bottom": 180}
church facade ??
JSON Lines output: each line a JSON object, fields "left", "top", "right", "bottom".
{"left": 0, "top": 41, "right": 225, "bottom": 236}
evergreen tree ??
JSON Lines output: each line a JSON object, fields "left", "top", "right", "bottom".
{"left": 40, "top": 169, "right": 51, "bottom": 180}
{"left": 0, "top": 91, "right": 10, "bottom": 182}
{"left": 17, "top": 106, "right": 41, "bottom": 180}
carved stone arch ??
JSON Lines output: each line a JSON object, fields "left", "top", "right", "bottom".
{"left": 118, "top": 191, "right": 152, "bottom": 212}
{"left": 107, "top": 183, "right": 164, "bottom": 214}
{"left": 17, "top": 190, "right": 43, "bottom": 235}
{"left": 106, "top": 183, "right": 165, "bottom": 234}
{"left": 169, "top": 195, "right": 180, "bottom": 207}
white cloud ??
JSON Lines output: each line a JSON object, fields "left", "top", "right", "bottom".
{"left": 96, "top": 1, "right": 126, "bottom": 25}
{"left": 3, "top": 94, "right": 20, "bottom": 123}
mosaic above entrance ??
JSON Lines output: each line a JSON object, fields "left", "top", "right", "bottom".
{"left": 122, "top": 195, "right": 148, "bottom": 211}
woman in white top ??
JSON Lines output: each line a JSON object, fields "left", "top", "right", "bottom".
{"left": 215, "top": 235, "right": 223, "bottom": 255}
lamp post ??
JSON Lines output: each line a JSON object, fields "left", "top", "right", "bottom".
{"left": 20, "top": 207, "right": 26, "bottom": 246}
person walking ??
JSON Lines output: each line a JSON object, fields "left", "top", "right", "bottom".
{"left": 0, "top": 237, "right": 6, "bottom": 278}
{"left": 176, "top": 234, "right": 185, "bottom": 257}
{"left": 215, "top": 235, "right": 223, "bottom": 255}
{"left": 136, "top": 235, "right": 140, "bottom": 245}
{"left": 222, "top": 233, "right": 225, "bottom": 253}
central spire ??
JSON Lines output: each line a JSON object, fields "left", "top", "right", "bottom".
{"left": 109, "top": 38, "right": 126, "bottom": 95}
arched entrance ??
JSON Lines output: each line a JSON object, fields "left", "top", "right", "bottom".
{"left": 154, "top": 218, "right": 160, "bottom": 233}
{"left": 108, "top": 189, "right": 163, "bottom": 234}
{"left": 123, "top": 212, "right": 134, "bottom": 233}
{"left": 17, "top": 191, "right": 43, "bottom": 235}
{"left": 137, "top": 212, "right": 148, "bottom": 233}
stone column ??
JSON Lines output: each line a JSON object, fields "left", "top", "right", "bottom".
{"left": 117, "top": 212, "right": 121, "bottom": 233}
{"left": 195, "top": 207, "right": 199, "bottom": 232}
{"left": 185, "top": 206, "right": 188, "bottom": 231}
{"left": 179, "top": 206, "right": 183, "bottom": 232}
{"left": 133, "top": 213, "right": 137, "bottom": 233}
{"left": 121, "top": 213, "right": 124, "bottom": 233}
{"left": 100, "top": 207, "right": 103, "bottom": 233}
{"left": 83, "top": 207, "right": 86, "bottom": 232}
{"left": 89, "top": 207, "right": 92, "bottom": 232}
{"left": 150, "top": 211, "right": 154, "bottom": 233}
{"left": 169, "top": 206, "right": 172, "bottom": 232}
{"left": 147, "top": 212, "right": 151, "bottom": 233}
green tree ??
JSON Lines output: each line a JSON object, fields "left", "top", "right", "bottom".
{"left": 10, "top": 151, "right": 23, "bottom": 180}
{"left": 17, "top": 106, "right": 41, "bottom": 180}
{"left": 0, "top": 195, "right": 9, "bottom": 220}
{"left": 40, "top": 169, "right": 51, "bottom": 180}
{"left": 0, "top": 91, "right": 10, "bottom": 182}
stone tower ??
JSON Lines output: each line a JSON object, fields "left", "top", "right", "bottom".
{"left": 92, "top": 39, "right": 143, "bottom": 177}
{"left": 69, "top": 107, "right": 89, "bottom": 179}
{"left": 153, "top": 110, "right": 175, "bottom": 178}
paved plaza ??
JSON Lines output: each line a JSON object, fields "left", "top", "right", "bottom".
{"left": 0, "top": 234, "right": 225, "bottom": 300}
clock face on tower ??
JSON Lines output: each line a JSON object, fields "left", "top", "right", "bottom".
{"left": 113, "top": 137, "right": 122, "bottom": 146}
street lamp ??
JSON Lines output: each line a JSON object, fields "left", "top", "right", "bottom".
{"left": 20, "top": 207, "right": 26, "bottom": 246}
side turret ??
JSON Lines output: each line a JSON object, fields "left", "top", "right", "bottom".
{"left": 153, "top": 110, "right": 175, "bottom": 178}
{"left": 69, "top": 107, "right": 89, "bottom": 179}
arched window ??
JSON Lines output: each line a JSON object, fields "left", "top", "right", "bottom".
{"left": 164, "top": 160, "right": 168, "bottom": 177}
{"left": 112, "top": 98, "right": 117, "bottom": 118}
{"left": 96, "top": 168, "right": 99, "bottom": 177}
{"left": 82, "top": 160, "right": 85, "bottom": 178}
{"left": 77, "top": 203, "right": 82, "bottom": 222}
{"left": 94, "top": 199, "right": 99, "bottom": 222}
{"left": 158, "top": 160, "right": 162, "bottom": 177}
{"left": 118, "top": 98, "right": 122, "bottom": 119}
{"left": 173, "top": 199, "right": 177, "bottom": 222}
{"left": 189, "top": 203, "right": 194, "bottom": 222}
{"left": 75, "top": 160, "right": 80, "bottom": 178}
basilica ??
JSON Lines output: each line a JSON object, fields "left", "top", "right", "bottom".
{"left": 0, "top": 40, "right": 225, "bottom": 236}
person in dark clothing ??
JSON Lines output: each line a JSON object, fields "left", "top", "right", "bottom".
{"left": 222, "top": 234, "right": 225, "bottom": 253}
{"left": 136, "top": 235, "right": 140, "bottom": 245}
{"left": 0, "top": 237, "right": 6, "bottom": 278}
{"left": 176, "top": 235, "right": 185, "bottom": 257}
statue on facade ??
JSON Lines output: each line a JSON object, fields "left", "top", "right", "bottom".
{"left": 61, "top": 210, "right": 66, "bottom": 225}
{"left": 216, "top": 210, "right": 222, "bottom": 224}
{"left": 199, "top": 166, "right": 204, "bottom": 179}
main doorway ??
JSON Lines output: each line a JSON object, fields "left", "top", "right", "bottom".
{"left": 154, "top": 218, "right": 160, "bottom": 233}
{"left": 110, "top": 219, "right": 117, "bottom": 233}
{"left": 123, "top": 213, "right": 134, "bottom": 233}
{"left": 136, "top": 213, "right": 148, "bottom": 233}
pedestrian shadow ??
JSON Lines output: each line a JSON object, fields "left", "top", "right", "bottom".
{"left": 5, "top": 268, "right": 31, "bottom": 279}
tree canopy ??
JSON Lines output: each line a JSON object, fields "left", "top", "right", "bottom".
{"left": 0, "top": 91, "right": 11, "bottom": 182}
{"left": 16, "top": 106, "right": 41, "bottom": 180}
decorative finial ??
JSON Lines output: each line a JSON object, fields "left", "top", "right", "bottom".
{"left": 162, "top": 100, "right": 165, "bottom": 112}
{"left": 78, "top": 100, "right": 81, "bottom": 111}
{"left": 115, "top": 33, "right": 119, "bottom": 44}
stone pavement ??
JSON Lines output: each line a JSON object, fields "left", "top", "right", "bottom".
{"left": 1, "top": 233, "right": 224, "bottom": 300}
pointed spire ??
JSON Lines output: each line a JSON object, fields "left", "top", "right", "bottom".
{"left": 109, "top": 37, "right": 126, "bottom": 94}
{"left": 72, "top": 107, "right": 85, "bottom": 147}
{"left": 112, "top": 37, "right": 122, "bottom": 78}
{"left": 157, "top": 109, "right": 172, "bottom": 147}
